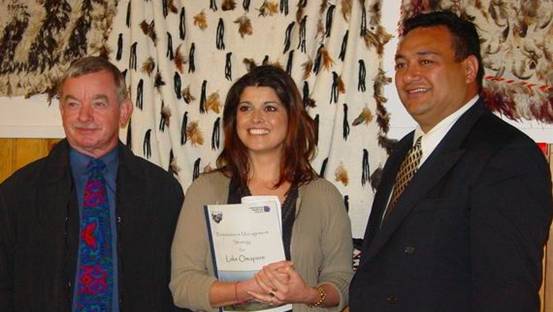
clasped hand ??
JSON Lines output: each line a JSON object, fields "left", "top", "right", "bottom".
{"left": 247, "top": 260, "right": 314, "bottom": 306}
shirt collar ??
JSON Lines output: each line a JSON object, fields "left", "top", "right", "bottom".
{"left": 413, "top": 95, "right": 479, "bottom": 165}
{"left": 69, "top": 147, "right": 119, "bottom": 188}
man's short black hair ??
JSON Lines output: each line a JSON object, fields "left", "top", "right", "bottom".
{"left": 403, "top": 10, "right": 484, "bottom": 91}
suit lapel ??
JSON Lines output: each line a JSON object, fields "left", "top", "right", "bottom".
{"left": 363, "top": 100, "right": 487, "bottom": 261}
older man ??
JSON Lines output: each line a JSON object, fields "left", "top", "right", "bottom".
{"left": 0, "top": 56, "right": 184, "bottom": 311}
{"left": 350, "top": 11, "right": 553, "bottom": 312}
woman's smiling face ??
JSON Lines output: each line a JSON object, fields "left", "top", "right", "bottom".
{"left": 236, "top": 86, "right": 289, "bottom": 158}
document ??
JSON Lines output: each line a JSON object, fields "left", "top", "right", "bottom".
{"left": 204, "top": 196, "right": 291, "bottom": 312}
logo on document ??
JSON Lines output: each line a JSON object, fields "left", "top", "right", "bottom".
{"left": 211, "top": 212, "right": 223, "bottom": 223}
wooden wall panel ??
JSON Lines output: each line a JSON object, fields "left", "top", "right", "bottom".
{"left": 0, "top": 138, "right": 59, "bottom": 183}
{"left": 0, "top": 139, "right": 15, "bottom": 182}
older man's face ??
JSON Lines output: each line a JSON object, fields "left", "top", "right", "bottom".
{"left": 59, "top": 70, "right": 132, "bottom": 158}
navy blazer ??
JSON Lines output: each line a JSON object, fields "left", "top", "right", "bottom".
{"left": 0, "top": 140, "right": 185, "bottom": 312}
{"left": 350, "top": 100, "right": 553, "bottom": 312}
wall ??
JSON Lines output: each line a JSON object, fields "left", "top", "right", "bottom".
{"left": 0, "top": 1, "right": 550, "bottom": 142}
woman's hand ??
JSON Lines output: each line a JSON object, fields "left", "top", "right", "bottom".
{"left": 235, "top": 276, "right": 266, "bottom": 302}
{"left": 248, "top": 261, "right": 319, "bottom": 305}
{"left": 208, "top": 275, "right": 267, "bottom": 307}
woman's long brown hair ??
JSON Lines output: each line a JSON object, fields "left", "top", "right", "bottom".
{"left": 216, "top": 65, "right": 317, "bottom": 188}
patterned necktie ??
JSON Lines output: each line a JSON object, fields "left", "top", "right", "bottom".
{"left": 384, "top": 136, "right": 423, "bottom": 219}
{"left": 75, "top": 159, "right": 113, "bottom": 311}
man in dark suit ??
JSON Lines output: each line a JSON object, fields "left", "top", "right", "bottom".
{"left": 0, "top": 56, "right": 185, "bottom": 311}
{"left": 349, "top": 10, "right": 553, "bottom": 312}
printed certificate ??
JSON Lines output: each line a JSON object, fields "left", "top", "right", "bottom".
{"left": 204, "top": 197, "right": 291, "bottom": 312}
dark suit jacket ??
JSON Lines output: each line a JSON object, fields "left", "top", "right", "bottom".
{"left": 0, "top": 140, "right": 185, "bottom": 311}
{"left": 350, "top": 100, "right": 553, "bottom": 312}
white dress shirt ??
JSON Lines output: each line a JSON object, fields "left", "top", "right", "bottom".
{"left": 413, "top": 95, "right": 479, "bottom": 167}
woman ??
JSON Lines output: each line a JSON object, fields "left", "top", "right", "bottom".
{"left": 170, "top": 65, "right": 352, "bottom": 311}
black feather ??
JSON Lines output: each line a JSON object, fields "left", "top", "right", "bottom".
{"left": 179, "top": 7, "right": 186, "bottom": 40}
{"left": 339, "top": 30, "right": 348, "bottom": 61}
{"left": 283, "top": 22, "right": 295, "bottom": 53}
{"left": 280, "top": 0, "right": 289, "bottom": 15}
{"left": 167, "top": 32, "right": 174, "bottom": 60}
{"left": 361, "top": 149, "right": 370, "bottom": 186}
{"left": 143, "top": 129, "right": 152, "bottom": 159}
{"left": 313, "top": 44, "right": 323, "bottom": 74}
{"left": 200, "top": 80, "right": 207, "bottom": 113}
{"left": 302, "top": 81, "right": 315, "bottom": 108}
{"left": 360, "top": 4, "right": 367, "bottom": 36}
{"left": 225, "top": 52, "right": 233, "bottom": 80}
{"left": 313, "top": 114, "right": 319, "bottom": 145}
{"left": 181, "top": 112, "right": 188, "bottom": 145}
{"left": 216, "top": 18, "right": 225, "bottom": 50}
{"left": 297, "top": 15, "right": 307, "bottom": 53}
{"left": 188, "top": 43, "right": 196, "bottom": 73}
{"left": 286, "top": 50, "right": 294, "bottom": 74}
{"left": 358, "top": 59, "right": 366, "bottom": 92}
{"left": 330, "top": 71, "right": 339, "bottom": 103}
{"left": 211, "top": 117, "right": 221, "bottom": 150}
{"left": 163, "top": 0, "right": 169, "bottom": 17}
{"left": 342, "top": 103, "right": 350, "bottom": 140}
{"left": 193, "top": 158, "right": 201, "bottom": 180}
{"left": 174, "top": 72, "right": 182, "bottom": 99}
{"left": 116, "top": 33, "right": 123, "bottom": 61}
{"left": 129, "top": 42, "right": 138, "bottom": 69}
{"left": 159, "top": 101, "right": 167, "bottom": 131}
{"left": 136, "top": 79, "right": 144, "bottom": 110}
{"left": 325, "top": 5, "right": 335, "bottom": 37}
{"left": 243, "top": 0, "right": 251, "bottom": 11}
{"left": 126, "top": 1, "right": 131, "bottom": 27}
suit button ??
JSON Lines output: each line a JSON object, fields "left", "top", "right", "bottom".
{"left": 404, "top": 246, "right": 415, "bottom": 254}
{"left": 386, "top": 295, "right": 398, "bottom": 304}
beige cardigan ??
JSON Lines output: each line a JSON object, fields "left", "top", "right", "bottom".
{"left": 170, "top": 171, "right": 353, "bottom": 312}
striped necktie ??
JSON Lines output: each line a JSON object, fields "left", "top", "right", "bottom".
{"left": 74, "top": 159, "right": 113, "bottom": 311}
{"left": 384, "top": 136, "right": 422, "bottom": 220}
